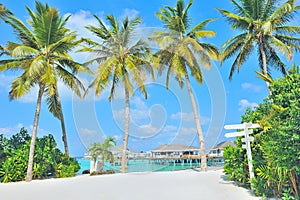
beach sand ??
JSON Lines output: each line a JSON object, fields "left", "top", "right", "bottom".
{"left": 0, "top": 169, "right": 260, "bottom": 200}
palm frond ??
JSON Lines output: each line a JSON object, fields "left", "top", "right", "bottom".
{"left": 9, "top": 73, "right": 36, "bottom": 100}
{"left": 45, "top": 85, "right": 62, "bottom": 119}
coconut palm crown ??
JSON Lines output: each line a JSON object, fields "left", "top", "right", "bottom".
{"left": 88, "top": 137, "right": 116, "bottom": 172}
{"left": 0, "top": 1, "right": 86, "bottom": 181}
{"left": 80, "top": 14, "right": 153, "bottom": 173}
{"left": 217, "top": 0, "right": 300, "bottom": 92}
{"left": 149, "top": 0, "right": 219, "bottom": 171}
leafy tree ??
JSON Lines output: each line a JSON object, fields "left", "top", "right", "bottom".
{"left": 223, "top": 65, "right": 300, "bottom": 198}
{"left": 0, "top": 1, "right": 85, "bottom": 181}
{"left": 81, "top": 14, "right": 152, "bottom": 173}
{"left": 149, "top": 0, "right": 218, "bottom": 171}
{"left": 0, "top": 129, "right": 80, "bottom": 183}
{"left": 0, "top": 134, "right": 10, "bottom": 168}
{"left": 88, "top": 136, "right": 116, "bottom": 172}
{"left": 9, "top": 127, "right": 30, "bottom": 149}
{"left": 217, "top": 0, "right": 300, "bottom": 94}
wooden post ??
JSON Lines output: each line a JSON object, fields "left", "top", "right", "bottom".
{"left": 224, "top": 123, "right": 259, "bottom": 189}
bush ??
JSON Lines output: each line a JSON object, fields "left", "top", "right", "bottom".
{"left": 0, "top": 128, "right": 80, "bottom": 182}
{"left": 223, "top": 69, "right": 300, "bottom": 198}
{"left": 56, "top": 157, "right": 80, "bottom": 178}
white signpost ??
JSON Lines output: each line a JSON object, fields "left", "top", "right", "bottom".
{"left": 224, "top": 123, "right": 260, "bottom": 183}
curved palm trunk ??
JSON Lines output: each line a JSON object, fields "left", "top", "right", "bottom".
{"left": 57, "top": 98, "right": 69, "bottom": 156}
{"left": 121, "top": 88, "right": 130, "bottom": 173}
{"left": 184, "top": 73, "right": 207, "bottom": 171}
{"left": 60, "top": 111, "right": 69, "bottom": 157}
{"left": 259, "top": 44, "right": 272, "bottom": 95}
{"left": 55, "top": 89, "right": 69, "bottom": 157}
{"left": 26, "top": 84, "right": 45, "bottom": 182}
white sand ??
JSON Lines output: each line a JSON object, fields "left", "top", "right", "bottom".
{"left": 0, "top": 170, "right": 260, "bottom": 200}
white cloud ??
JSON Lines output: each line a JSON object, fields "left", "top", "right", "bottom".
{"left": 0, "top": 123, "right": 51, "bottom": 137}
{"left": 171, "top": 112, "right": 194, "bottom": 121}
{"left": 161, "top": 125, "right": 177, "bottom": 133}
{"left": 170, "top": 112, "right": 211, "bottom": 125}
{"left": 132, "top": 96, "right": 147, "bottom": 109}
{"left": 238, "top": 99, "right": 258, "bottom": 111}
{"left": 65, "top": 10, "right": 101, "bottom": 39}
{"left": 0, "top": 73, "right": 36, "bottom": 102}
{"left": 79, "top": 128, "right": 97, "bottom": 136}
{"left": 112, "top": 134, "right": 122, "bottom": 141}
{"left": 122, "top": 8, "right": 139, "bottom": 20}
{"left": 112, "top": 96, "right": 150, "bottom": 123}
{"left": 241, "top": 82, "right": 262, "bottom": 93}
{"left": 0, "top": 74, "right": 15, "bottom": 92}
{"left": 138, "top": 124, "right": 158, "bottom": 134}
{"left": 179, "top": 127, "right": 197, "bottom": 135}
{"left": 0, "top": 123, "right": 23, "bottom": 135}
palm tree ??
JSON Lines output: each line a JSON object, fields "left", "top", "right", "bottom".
{"left": 88, "top": 137, "right": 116, "bottom": 172}
{"left": 217, "top": 0, "right": 300, "bottom": 94}
{"left": 81, "top": 14, "right": 152, "bottom": 173}
{"left": 0, "top": 1, "right": 85, "bottom": 181}
{"left": 149, "top": 0, "right": 219, "bottom": 171}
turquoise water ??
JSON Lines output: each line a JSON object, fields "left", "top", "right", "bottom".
{"left": 76, "top": 159, "right": 201, "bottom": 174}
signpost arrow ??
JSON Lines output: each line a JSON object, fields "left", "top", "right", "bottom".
{"left": 224, "top": 122, "right": 260, "bottom": 190}
{"left": 225, "top": 131, "right": 244, "bottom": 138}
{"left": 224, "top": 123, "right": 260, "bottom": 130}
{"left": 242, "top": 137, "right": 254, "bottom": 142}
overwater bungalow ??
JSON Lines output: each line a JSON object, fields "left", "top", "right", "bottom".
{"left": 150, "top": 144, "right": 200, "bottom": 158}
{"left": 207, "top": 141, "right": 235, "bottom": 165}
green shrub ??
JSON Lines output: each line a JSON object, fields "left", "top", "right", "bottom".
{"left": 223, "top": 68, "right": 300, "bottom": 198}
{"left": 0, "top": 128, "right": 80, "bottom": 182}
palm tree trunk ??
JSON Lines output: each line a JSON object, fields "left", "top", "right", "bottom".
{"left": 25, "top": 84, "right": 45, "bottom": 182}
{"left": 60, "top": 111, "right": 69, "bottom": 157}
{"left": 121, "top": 88, "right": 130, "bottom": 173}
{"left": 184, "top": 72, "right": 207, "bottom": 171}
{"left": 259, "top": 44, "right": 272, "bottom": 95}
{"left": 59, "top": 106, "right": 69, "bottom": 157}
{"left": 101, "top": 160, "right": 105, "bottom": 172}
{"left": 55, "top": 88, "right": 69, "bottom": 157}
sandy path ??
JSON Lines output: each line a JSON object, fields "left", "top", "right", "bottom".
{"left": 0, "top": 170, "right": 260, "bottom": 200}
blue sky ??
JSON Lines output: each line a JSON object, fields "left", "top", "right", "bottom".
{"left": 0, "top": 0, "right": 299, "bottom": 156}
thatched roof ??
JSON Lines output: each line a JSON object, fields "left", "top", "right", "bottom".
{"left": 151, "top": 144, "right": 199, "bottom": 152}
{"left": 112, "top": 145, "right": 135, "bottom": 154}
{"left": 210, "top": 141, "right": 235, "bottom": 150}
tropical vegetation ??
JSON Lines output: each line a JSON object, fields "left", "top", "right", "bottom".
{"left": 80, "top": 14, "right": 152, "bottom": 173}
{"left": 217, "top": 0, "right": 300, "bottom": 94}
{"left": 0, "top": 128, "right": 79, "bottom": 183}
{"left": 0, "top": 3, "right": 299, "bottom": 198}
{"left": 88, "top": 136, "right": 116, "bottom": 172}
{"left": 223, "top": 65, "right": 300, "bottom": 198}
{"left": 150, "top": 0, "right": 218, "bottom": 171}
{"left": 0, "top": 2, "right": 85, "bottom": 181}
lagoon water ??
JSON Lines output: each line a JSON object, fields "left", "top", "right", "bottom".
{"left": 77, "top": 158, "right": 201, "bottom": 174}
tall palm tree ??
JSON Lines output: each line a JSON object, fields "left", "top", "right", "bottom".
{"left": 149, "top": 0, "right": 218, "bottom": 171}
{"left": 217, "top": 0, "right": 300, "bottom": 94}
{"left": 88, "top": 137, "right": 116, "bottom": 172}
{"left": 0, "top": 1, "right": 85, "bottom": 181}
{"left": 81, "top": 14, "right": 152, "bottom": 173}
